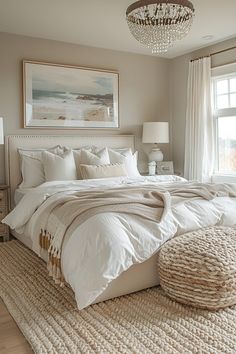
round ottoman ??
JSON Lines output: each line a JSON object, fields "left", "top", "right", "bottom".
{"left": 158, "top": 226, "right": 236, "bottom": 310}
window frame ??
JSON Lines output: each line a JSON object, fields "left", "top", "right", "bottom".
{"left": 214, "top": 75, "right": 236, "bottom": 110}
{"left": 212, "top": 67, "right": 236, "bottom": 180}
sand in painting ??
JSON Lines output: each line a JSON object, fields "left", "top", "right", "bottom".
{"left": 31, "top": 65, "right": 115, "bottom": 122}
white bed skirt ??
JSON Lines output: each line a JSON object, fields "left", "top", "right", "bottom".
{"left": 11, "top": 230, "right": 160, "bottom": 305}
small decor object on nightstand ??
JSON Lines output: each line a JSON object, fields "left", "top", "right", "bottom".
{"left": 156, "top": 161, "right": 174, "bottom": 175}
{"left": 0, "top": 185, "right": 9, "bottom": 242}
{"left": 148, "top": 161, "right": 156, "bottom": 175}
{"left": 142, "top": 122, "right": 169, "bottom": 162}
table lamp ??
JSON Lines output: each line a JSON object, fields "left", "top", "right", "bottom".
{"left": 142, "top": 122, "right": 169, "bottom": 162}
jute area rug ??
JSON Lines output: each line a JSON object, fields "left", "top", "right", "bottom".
{"left": 0, "top": 241, "right": 236, "bottom": 354}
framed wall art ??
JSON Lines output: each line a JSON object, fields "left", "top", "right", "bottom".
{"left": 23, "top": 60, "right": 119, "bottom": 129}
{"left": 156, "top": 161, "right": 174, "bottom": 175}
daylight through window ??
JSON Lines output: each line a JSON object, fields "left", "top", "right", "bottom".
{"left": 213, "top": 74, "right": 236, "bottom": 174}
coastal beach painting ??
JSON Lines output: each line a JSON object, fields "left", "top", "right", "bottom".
{"left": 23, "top": 61, "right": 119, "bottom": 129}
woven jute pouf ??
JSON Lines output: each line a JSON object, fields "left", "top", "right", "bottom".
{"left": 158, "top": 226, "right": 236, "bottom": 310}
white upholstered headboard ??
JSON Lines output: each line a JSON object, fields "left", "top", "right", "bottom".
{"left": 5, "top": 134, "right": 135, "bottom": 208}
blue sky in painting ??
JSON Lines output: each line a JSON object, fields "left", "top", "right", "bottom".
{"left": 93, "top": 77, "right": 113, "bottom": 92}
{"left": 31, "top": 64, "right": 115, "bottom": 96}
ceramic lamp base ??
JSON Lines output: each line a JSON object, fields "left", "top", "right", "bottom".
{"left": 148, "top": 148, "right": 163, "bottom": 162}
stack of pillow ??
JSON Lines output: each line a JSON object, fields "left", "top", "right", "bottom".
{"left": 18, "top": 145, "right": 140, "bottom": 189}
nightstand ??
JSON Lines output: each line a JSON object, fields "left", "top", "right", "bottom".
{"left": 0, "top": 185, "right": 9, "bottom": 242}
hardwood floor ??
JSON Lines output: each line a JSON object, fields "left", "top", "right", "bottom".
{"left": 0, "top": 299, "right": 33, "bottom": 354}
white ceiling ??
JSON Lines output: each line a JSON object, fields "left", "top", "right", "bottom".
{"left": 0, "top": 0, "right": 236, "bottom": 58}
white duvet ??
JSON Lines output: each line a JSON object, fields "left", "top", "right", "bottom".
{"left": 3, "top": 175, "right": 236, "bottom": 309}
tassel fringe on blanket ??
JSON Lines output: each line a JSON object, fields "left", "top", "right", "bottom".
{"left": 40, "top": 230, "right": 65, "bottom": 285}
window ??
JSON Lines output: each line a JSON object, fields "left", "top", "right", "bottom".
{"left": 212, "top": 73, "right": 236, "bottom": 174}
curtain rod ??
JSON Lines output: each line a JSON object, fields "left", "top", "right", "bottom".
{"left": 190, "top": 45, "right": 236, "bottom": 62}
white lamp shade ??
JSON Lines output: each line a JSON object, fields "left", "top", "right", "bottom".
{"left": 142, "top": 122, "right": 169, "bottom": 144}
{"left": 0, "top": 118, "right": 4, "bottom": 145}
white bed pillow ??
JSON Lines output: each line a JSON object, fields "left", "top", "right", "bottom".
{"left": 72, "top": 147, "right": 93, "bottom": 177}
{"left": 81, "top": 148, "right": 110, "bottom": 165}
{"left": 18, "top": 145, "right": 63, "bottom": 188}
{"left": 80, "top": 163, "right": 127, "bottom": 180}
{"left": 42, "top": 150, "right": 77, "bottom": 181}
{"left": 93, "top": 147, "right": 132, "bottom": 155}
{"left": 108, "top": 149, "right": 140, "bottom": 177}
{"left": 111, "top": 148, "right": 132, "bottom": 154}
{"left": 74, "top": 148, "right": 110, "bottom": 178}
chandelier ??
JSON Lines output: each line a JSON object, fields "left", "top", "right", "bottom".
{"left": 126, "top": 0, "right": 195, "bottom": 54}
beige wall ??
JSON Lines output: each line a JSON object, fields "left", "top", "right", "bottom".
{"left": 0, "top": 32, "right": 172, "bottom": 183}
{"left": 3, "top": 31, "right": 235, "bottom": 183}
{"left": 170, "top": 37, "right": 236, "bottom": 176}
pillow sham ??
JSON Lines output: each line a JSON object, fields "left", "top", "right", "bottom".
{"left": 110, "top": 147, "right": 132, "bottom": 154}
{"left": 42, "top": 150, "right": 77, "bottom": 181}
{"left": 108, "top": 149, "right": 140, "bottom": 177}
{"left": 18, "top": 145, "right": 63, "bottom": 188}
{"left": 74, "top": 148, "right": 110, "bottom": 178}
{"left": 81, "top": 148, "right": 110, "bottom": 165}
{"left": 80, "top": 163, "right": 127, "bottom": 180}
{"left": 72, "top": 147, "right": 93, "bottom": 177}
{"left": 93, "top": 147, "right": 132, "bottom": 155}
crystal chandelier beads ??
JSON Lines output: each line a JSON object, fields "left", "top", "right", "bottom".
{"left": 126, "top": 0, "right": 195, "bottom": 54}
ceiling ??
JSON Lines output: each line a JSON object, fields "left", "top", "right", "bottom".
{"left": 0, "top": 0, "right": 236, "bottom": 58}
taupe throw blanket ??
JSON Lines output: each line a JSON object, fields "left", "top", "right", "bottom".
{"left": 39, "top": 182, "right": 236, "bottom": 284}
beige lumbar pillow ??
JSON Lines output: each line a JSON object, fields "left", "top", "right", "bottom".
{"left": 79, "top": 163, "right": 127, "bottom": 180}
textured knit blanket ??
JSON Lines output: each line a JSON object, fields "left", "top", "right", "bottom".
{"left": 39, "top": 182, "right": 236, "bottom": 284}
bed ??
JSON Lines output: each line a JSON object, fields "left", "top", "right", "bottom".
{"left": 3, "top": 134, "right": 236, "bottom": 309}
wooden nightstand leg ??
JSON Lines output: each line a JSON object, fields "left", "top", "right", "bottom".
{"left": 3, "top": 234, "right": 9, "bottom": 242}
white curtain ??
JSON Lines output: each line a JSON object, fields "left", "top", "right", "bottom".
{"left": 184, "top": 57, "right": 214, "bottom": 182}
